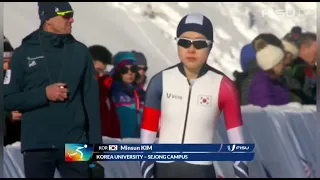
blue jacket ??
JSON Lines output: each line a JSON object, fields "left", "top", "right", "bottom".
{"left": 111, "top": 81, "right": 145, "bottom": 138}
{"left": 240, "top": 43, "right": 256, "bottom": 72}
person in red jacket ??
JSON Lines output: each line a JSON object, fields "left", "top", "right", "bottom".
{"left": 89, "top": 45, "right": 121, "bottom": 138}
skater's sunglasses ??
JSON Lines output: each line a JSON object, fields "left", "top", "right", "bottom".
{"left": 119, "top": 65, "right": 138, "bottom": 74}
{"left": 175, "top": 37, "right": 213, "bottom": 49}
{"left": 137, "top": 66, "right": 148, "bottom": 72}
{"left": 57, "top": 11, "right": 74, "bottom": 19}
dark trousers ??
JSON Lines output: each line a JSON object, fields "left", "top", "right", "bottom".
{"left": 4, "top": 120, "right": 21, "bottom": 146}
{"left": 23, "top": 148, "right": 90, "bottom": 178}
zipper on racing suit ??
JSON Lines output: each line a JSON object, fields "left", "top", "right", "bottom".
{"left": 181, "top": 80, "right": 192, "bottom": 144}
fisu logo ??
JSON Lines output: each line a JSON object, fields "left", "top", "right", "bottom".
{"left": 166, "top": 93, "right": 182, "bottom": 100}
{"left": 227, "top": 144, "right": 236, "bottom": 152}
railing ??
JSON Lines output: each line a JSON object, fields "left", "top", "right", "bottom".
{"left": 4, "top": 104, "right": 318, "bottom": 178}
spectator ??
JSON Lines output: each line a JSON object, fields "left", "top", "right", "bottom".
{"left": 239, "top": 43, "right": 256, "bottom": 73}
{"left": 301, "top": 32, "right": 317, "bottom": 66}
{"left": 3, "top": 2, "right": 102, "bottom": 178}
{"left": 297, "top": 32, "right": 317, "bottom": 67}
{"left": 111, "top": 51, "right": 145, "bottom": 138}
{"left": 252, "top": 33, "right": 285, "bottom": 48}
{"left": 291, "top": 26, "right": 302, "bottom": 39}
{"left": 280, "top": 38, "right": 304, "bottom": 103}
{"left": 132, "top": 50, "right": 148, "bottom": 89}
{"left": 234, "top": 33, "right": 284, "bottom": 105}
{"left": 88, "top": 45, "right": 121, "bottom": 138}
{"left": 282, "top": 39, "right": 300, "bottom": 68}
{"left": 302, "top": 72, "right": 316, "bottom": 104}
{"left": 3, "top": 36, "right": 13, "bottom": 75}
{"left": 283, "top": 26, "right": 302, "bottom": 46}
{"left": 248, "top": 38, "right": 290, "bottom": 107}
{"left": 234, "top": 43, "right": 259, "bottom": 105}
{"left": 3, "top": 36, "right": 22, "bottom": 146}
{"left": 89, "top": 45, "right": 112, "bottom": 76}
{"left": 290, "top": 32, "right": 317, "bottom": 104}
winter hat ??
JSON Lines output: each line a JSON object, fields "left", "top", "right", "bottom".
{"left": 291, "top": 26, "right": 302, "bottom": 34}
{"left": 240, "top": 43, "right": 256, "bottom": 72}
{"left": 113, "top": 51, "right": 136, "bottom": 68}
{"left": 283, "top": 33, "right": 300, "bottom": 49}
{"left": 281, "top": 40, "right": 299, "bottom": 59}
{"left": 89, "top": 45, "right": 113, "bottom": 65}
{"left": 252, "top": 33, "right": 284, "bottom": 51}
{"left": 4, "top": 36, "right": 14, "bottom": 59}
{"left": 255, "top": 38, "right": 285, "bottom": 71}
{"left": 38, "top": 2, "right": 73, "bottom": 24}
{"left": 132, "top": 51, "right": 147, "bottom": 66}
{"left": 177, "top": 13, "right": 214, "bottom": 42}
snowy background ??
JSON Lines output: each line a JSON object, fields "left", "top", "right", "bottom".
{"left": 4, "top": 2, "right": 316, "bottom": 81}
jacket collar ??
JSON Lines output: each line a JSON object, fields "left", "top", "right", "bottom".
{"left": 177, "top": 62, "right": 210, "bottom": 79}
{"left": 22, "top": 28, "right": 75, "bottom": 47}
{"left": 40, "top": 29, "right": 74, "bottom": 48}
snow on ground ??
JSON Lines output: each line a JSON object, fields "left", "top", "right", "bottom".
{"left": 4, "top": 2, "right": 316, "bottom": 81}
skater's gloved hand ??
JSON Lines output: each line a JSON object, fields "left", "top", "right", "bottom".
{"left": 233, "top": 161, "right": 248, "bottom": 178}
{"left": 140, "top": 161, "right": 155, "bottom": 178}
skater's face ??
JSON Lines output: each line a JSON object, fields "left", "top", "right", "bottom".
{"left": 177, "top": 31, "right": 211, "bottom": 70}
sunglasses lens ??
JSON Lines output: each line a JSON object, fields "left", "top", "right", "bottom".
{"left": 120, "top": 67, "right": 129, "bottom": 74}
{"left": 130, "top": 65, "right": 138, "bottom": 73}
{"left": 138, "top": 67, "right": 148, "bottom": 71}
{"left": 177, "top": 39, "right": 192, "bottom": 48}
{"left": 120, "top": 66, "right": 137, "bottom": 74}
{"left": 177, "top": 38, "right": 209, "bottom": 49}
{"left": 193, "top": 40, "right": 209, "bottom": 49}
{"left": 62, "top": 12, "right": 73, "bottom": 19}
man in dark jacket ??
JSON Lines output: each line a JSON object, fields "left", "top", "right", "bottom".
{"left": 4, "top": 2, "right": 102, "bottom": 178}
